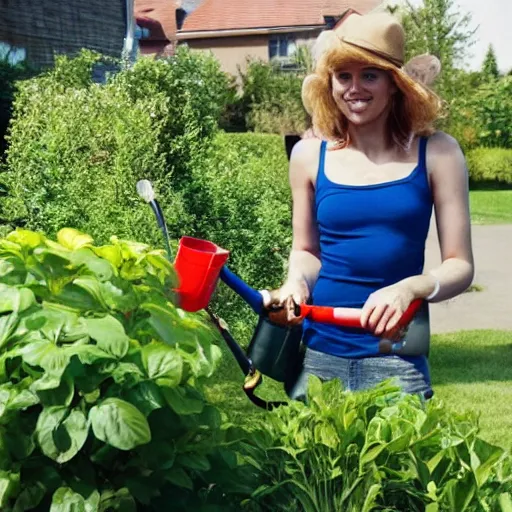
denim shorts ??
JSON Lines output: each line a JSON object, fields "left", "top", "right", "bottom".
{"left": 286, "top": 347, "right": 433, "bottom": 402}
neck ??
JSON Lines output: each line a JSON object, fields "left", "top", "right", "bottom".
{"left": 346, "top": 110, "right": 392, "bottom": 157}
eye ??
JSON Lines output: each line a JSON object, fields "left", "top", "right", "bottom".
{"left": 337, "top": 72, "right": 351, "bottom": 81}
{"left": 363, "top": 71, "right": 378, "bottom": 82}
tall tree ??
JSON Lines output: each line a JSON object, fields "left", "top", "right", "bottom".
{"left": 394, "top": 0, "right": 477, "bottom": 97}
{"left": 482, "top": 44, "right": 500, "bottom": 79}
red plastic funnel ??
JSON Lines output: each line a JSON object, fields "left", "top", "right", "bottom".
{"left": 173, "top": 236, "right": 229, "bottom": 312}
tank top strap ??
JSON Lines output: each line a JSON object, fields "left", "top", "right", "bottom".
{"left": 315, "top": 139, "right": 328, "bottom": 189}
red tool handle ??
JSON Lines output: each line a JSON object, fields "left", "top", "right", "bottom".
{"left": 297, "top": 299, "right": 423, "bottom": 330}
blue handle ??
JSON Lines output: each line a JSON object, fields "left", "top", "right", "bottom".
{"left": 219, "top": 266, "right": 263, "bottom": 315}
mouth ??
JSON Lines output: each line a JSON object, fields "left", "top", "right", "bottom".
{"left": 345, "top": 98, "right": 372, "bottom": 112}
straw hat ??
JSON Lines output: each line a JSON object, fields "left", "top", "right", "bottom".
{"left": 302, "top": 11, "right": 441, "bottom": 119}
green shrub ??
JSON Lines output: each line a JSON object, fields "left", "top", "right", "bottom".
{"left": 185, "top": 132, "right": 293, "bottom": 340}
{"left": 0, "top": 227, "right": 252, "bottom": 511}
{"left": 0, "top": 47, "right": 232, "bottom": 244}
{"left": 240, "top": 60, "right": 308, "bottom": 135}
{"left": 242, "top": 378, "right": 512, "bottom": 511}
{"left": 466, "top": 148, "right": 512, "bottom": 187}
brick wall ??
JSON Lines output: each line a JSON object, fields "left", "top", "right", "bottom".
{"left": 0, "top": 0, "right": 126, "bottom": 68}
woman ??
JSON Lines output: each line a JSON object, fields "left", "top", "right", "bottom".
{"left": 267, "top": 12, "right": 474, "bottom": 400}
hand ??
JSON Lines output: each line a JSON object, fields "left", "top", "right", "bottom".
{"left": 360, "top": 283, "right": 416, "bottom": 339}
{"left": 262, "top": 279, "right": 310, "bottom": 327}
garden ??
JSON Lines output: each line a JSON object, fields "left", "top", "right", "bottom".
{"left": 0, "top": 0, "right": 512, "bottom": 510}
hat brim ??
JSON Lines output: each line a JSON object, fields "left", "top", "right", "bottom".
{"left": 302, "top": 41, "right": 437, "bottom": 117}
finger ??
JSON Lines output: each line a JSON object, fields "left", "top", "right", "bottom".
{"left": 383, "top": 309, "right": 404, "bottom": 339}
{"left": 360, "top": 299, "right": 376, "bottom": 328}
{"left": 374, "top": 305, "right": 396, "bottom": 336}
{"left": 368, "top": 304, "right": 388, "bottom": 331}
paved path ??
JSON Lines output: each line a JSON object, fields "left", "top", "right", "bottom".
{"left": 424, "top": 222, "right": 512, "bottom": 334}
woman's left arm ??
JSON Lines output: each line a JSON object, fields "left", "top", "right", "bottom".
{"left": 402, "top": 132, "right": 474, "bottom": 302}
{"left": 361, "top": 132, "right": 474, "bottom": 336}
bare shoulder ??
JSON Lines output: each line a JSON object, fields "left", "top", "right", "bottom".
{"left": 288, "top": 138, "right": 323, "bottom": 185}
{"left": 427, "top": 131, "right": 466, "bottom": 163}
{"left": 426, "top": 131, "right": 468, "bottom": 179}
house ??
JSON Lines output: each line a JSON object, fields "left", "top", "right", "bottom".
{"left": 178, "top": 0, "right": 386, "bottom": 78}
{"left": 0, "top": 0, "right": 127, "bottom": 68}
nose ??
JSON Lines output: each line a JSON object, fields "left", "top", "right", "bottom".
{"left": 348, "top": 75, "right": 364, "bottom": 93}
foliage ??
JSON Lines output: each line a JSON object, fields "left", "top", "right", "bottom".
{"left": 466, "top": 148, "right": 512, "bottom": 187}
{"left": 239, "top": 60, "right": 308, "bottom": 135}
{"left": 397, "top": 0, "right": 477, "bottom": 98}
{"left": 0, "top": 227, "right": 252, "bottom": 511}
{"left": 241, "top": 377, "right": 512, "bottom": 512}
{"left": 482, "top": 45, "right": 500, "bottom": 80}
{"left": 469, "top": 77, "right": 512, "bottom": 148}
{"left": 0, "top": 47, "right": 232, "bottom": 243}
{"left": 183, "top": 132, "right": 292, "bottom": 338}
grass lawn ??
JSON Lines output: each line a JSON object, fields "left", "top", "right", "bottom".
{"left": 206, "top": 329, "right": 512, "bottom": 451}
{"left": 470, "top": 189, "right": 512, "bottom": 224}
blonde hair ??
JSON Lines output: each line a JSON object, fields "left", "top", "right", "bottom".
{"left": 302, "top": 39, "right": 443, "bottom": 150}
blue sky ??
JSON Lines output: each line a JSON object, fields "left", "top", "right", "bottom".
{"left": 406, "top": 0, "right": 512, "bottom": 73}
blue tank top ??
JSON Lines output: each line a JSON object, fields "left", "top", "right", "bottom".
{"left": 302, "top": 137, "right": 433, "bottom": 374}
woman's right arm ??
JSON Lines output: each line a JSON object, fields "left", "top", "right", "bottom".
{"left": 270, "top": 139, "right": 322, "bottom": 306}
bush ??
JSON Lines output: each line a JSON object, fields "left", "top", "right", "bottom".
{"left": 0, "top": 227, "right": 253, "bottom": 510}
{"left": 240, "top": 60, "right": 308, "bottom": 135}
{"left": 0, "top": 47, "right": 232, "bottom": 244}
{"left": 185, "top": 132, "right": 293, "bottom": 340}
{"left": 466, "top": 148, "right": 512, "bottom": 187}
{"left": 242, "top": 377, "right": 512, "bottom": 511}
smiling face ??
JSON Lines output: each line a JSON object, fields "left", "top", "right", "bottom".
{"left": 331, "top": 63, "right": 397, "bottom": 126}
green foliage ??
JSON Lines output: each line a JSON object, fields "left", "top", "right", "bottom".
{"left": 184, "top": 132, "right": 293, "bottom": 340}
{"left": 466, "top": 148, "right": 512, "bottom": 186}
{"left": 241, "top": 378, "right": 512, "bottom": 511}
{"left": 0, "top": 47, "right": 232, "bottom": 243}
{"left": 482, "top": 45, "right": 500, "bottom": 80}
{"left": 240, "top": 60, "right": 308, "bottom": 135}
{"left": 0, "top": 227, "right": 251, "bottom": 511}
{"left": 397, "top": 0, "right": 477, "bottom": 98}
{"left": 470, "top": 77, "right": 512, "bottom": 148}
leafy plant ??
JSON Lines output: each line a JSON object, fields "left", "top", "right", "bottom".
{"left": 0, "top": 227, "right": 251, "bottom": 511}
{"left": 466, "top": 148, "right": 512, "bottom": 187}
{"left": 241, "top": 377, "right": 512, "bottom": 511}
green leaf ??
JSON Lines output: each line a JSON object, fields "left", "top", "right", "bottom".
{"left": 361, "top": 483, "right": 381, "bottom": 512}
{"left": 0, "top": 285, "right": 35, "bottom": 313}
{"left": 99, "top": 488, "right": 136, "bottom": 512}
{"left": 161, "top": 386, "right": 204, "bottom": 415}
{"left": 31, "top": 372, "right": 74, "bottom": 407}
{"left": 50, "top": 487, "right": 88, "bottom": 512}
{"left": 12, "top": 482, "right": 46, "bottom": 512}
{"left": 36, "top": 406, "right": 89, "bottom": 463}
{"left": 164, "top": 468, "right": 194, "bottom": 490}
{"left": 0, "top": 470, "right": 19, "bottom": 508}
{"left": 57, "top": 228, "right": 93, "bottom": 251}
{"left": 73, "top": 278, "right": 109, "bottom": 310}
{"left": 0, "top": 312, "right": 20, "bottom": 350}
{"left": 92, "top": 245, "right": 123, "bottom": 269}
{"left": 7, "top": 229, "right": 44, "bottom": 249}
{"left": 178, "top": 452, "right": 211, "bottom": 472}
{"left": 20, "top": 340, "right": 72, "bottom": 377}
{"left": 142, "top": 341, "right": 183, "bottom": 383}
{"left": 499, "top": 493, "right": 512, "bottom": 512}
{"left": 84, "top": 316, "right": 129, "bottom": 359}
{"left": 90, "top": 398, "right": 151, "bottom": 450}
{"left": 124, "top": 381, "right": 165, "bottom": 416}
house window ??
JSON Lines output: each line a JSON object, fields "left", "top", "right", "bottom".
{"left": 269, "top": 36, "right": 297, "bottom": 60}
{"left": 0, "top": 42, "right": 26, "bottom": 65}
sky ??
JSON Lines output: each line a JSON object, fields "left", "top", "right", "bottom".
{"left": 405, "top": 0, "right": 512, "bottom": 73}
